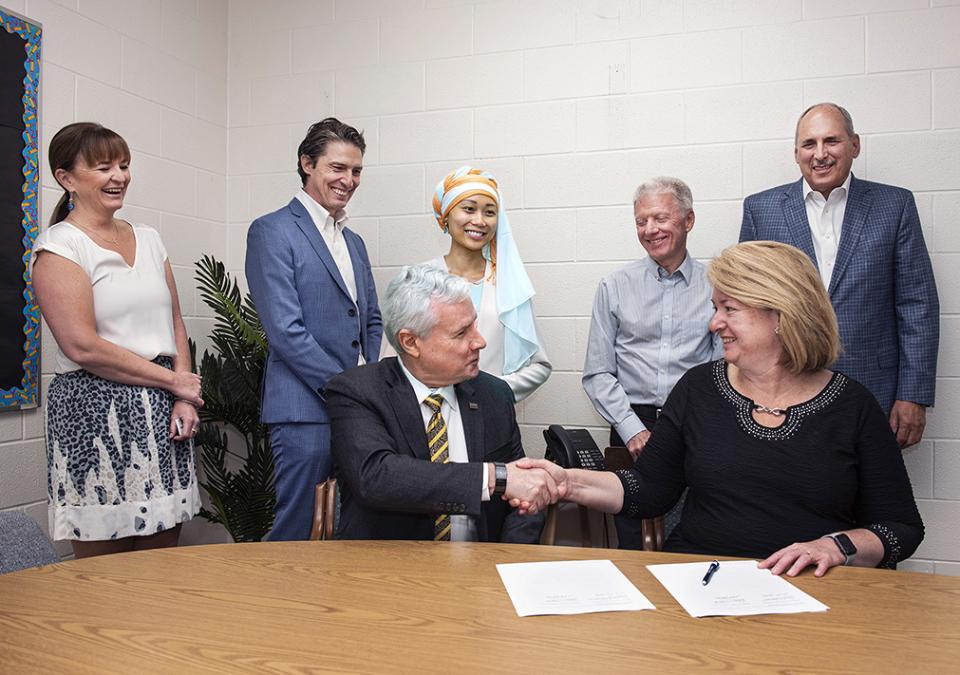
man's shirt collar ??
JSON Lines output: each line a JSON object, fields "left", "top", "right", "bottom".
{"left": 802, "top": 172, "right": 852, "bottom": 202}
{"left": 643, "top": 251, "right": 692, "bottom": 285}
{"left": 297, "top": 188, "right": 348, "bottom": 229}
{"left": 398, "top": 358, "right": 459, "bottom": 413}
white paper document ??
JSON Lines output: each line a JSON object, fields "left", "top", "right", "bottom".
{"left": 496, "top": 559, "right": 656, "bottom": 617}
{"left": 646, "top": 560, "right": 829, "bottom": 618}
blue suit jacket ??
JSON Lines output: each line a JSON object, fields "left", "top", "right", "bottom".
{"left": 740, "top": 176, "right": 939, "bottom": 413}
{"left": 245, "top": 198, "right": 382, "bottom": 424}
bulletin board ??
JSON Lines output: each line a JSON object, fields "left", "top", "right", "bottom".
{"left": 0, "top": 6, "right": 40, "bottom": 411}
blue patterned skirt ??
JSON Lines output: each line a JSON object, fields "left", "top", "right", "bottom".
{"left": 45, "top": 357, "right": 200, "bottom": 541}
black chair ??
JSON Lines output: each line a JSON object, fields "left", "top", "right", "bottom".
{"left": 0, "top": 511, "right": 59, "bottom": 574}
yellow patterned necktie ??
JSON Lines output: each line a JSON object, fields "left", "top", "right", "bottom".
{"left": 424, "top": 393, "right": 451, "bottom": 541}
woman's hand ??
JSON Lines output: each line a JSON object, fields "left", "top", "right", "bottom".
{"left": 169, "top": 399, "right": 201, "bottom": 441}
{"left": 758, "top": 538, "right": 846, "bottom": 577}
{"left": 170, "top": 370, "right": 203, "bottom": 408}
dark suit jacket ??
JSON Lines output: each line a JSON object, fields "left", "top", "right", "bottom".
{"left": 245, "top": 198, "right": 381, "bottom": 424}
{"left": 326, "top": 358, "right": 544, "bottom": 543}
{"left": 740, "top": 176, "right": 939, "bottom": 412}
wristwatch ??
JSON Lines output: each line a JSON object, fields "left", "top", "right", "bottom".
{"left": 824, "top": 532, "right": 858, "bottom": 566}
{"left": 492, "top": 463, "right": 508, "bottom": 497}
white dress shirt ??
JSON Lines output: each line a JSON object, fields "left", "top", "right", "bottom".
{"left": 398, "top": 359, "right": 490, "bottom": 542}
{"left": 296, "top": 189, "right": 364, "bottom": 365}
{"left": 803, "top": 172, "right": 851, "bottom": 291}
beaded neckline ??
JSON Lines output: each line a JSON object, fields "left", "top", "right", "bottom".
{"left": 712, "top": 360, "right": 847, "bottom": 441}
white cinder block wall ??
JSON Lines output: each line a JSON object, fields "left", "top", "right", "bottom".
{"left": 226, "top": 0, "right": 960, "bottom": 572}
{"left": 0, "top": 0, "right": 229, "bottom": 554}
{"left": 2, "top": 0, "right": 957, "bottom": 571}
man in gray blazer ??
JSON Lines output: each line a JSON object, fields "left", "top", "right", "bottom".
{"left": 326, "top": 265, "right": 554, "bottom": 542}
{"left": 245, "top": 118, "right": 381, "bottom": 540}
{"left": 741, "top": 103, "right": 939, "bottom": 448}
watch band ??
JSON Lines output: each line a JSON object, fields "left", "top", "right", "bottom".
{"left": 823, "top": 532, "right": 857, "bottom": 565}
{"left": 493, "top": 463, "right": 508, "bottom": 497}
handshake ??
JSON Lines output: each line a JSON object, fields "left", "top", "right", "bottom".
{"left": 498, "top": 458, "right": 570, "bottom": 515}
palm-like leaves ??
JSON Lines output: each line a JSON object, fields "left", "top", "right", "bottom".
{"left": 192, "top": 255, "right": 275, "bottom": 542}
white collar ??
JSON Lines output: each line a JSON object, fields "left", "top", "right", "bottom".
{"left": 802, "top": 172, "right": 852, "bottom": 202}
{"left": 398, "top": 358, "right": 459, "bottom": 413}
{"left": 297, "top": 189, "right": 348, "bottom": 229}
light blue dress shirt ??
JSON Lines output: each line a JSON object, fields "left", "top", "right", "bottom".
{"left": 582, "top": 253, "right": 721, "bottom": 444}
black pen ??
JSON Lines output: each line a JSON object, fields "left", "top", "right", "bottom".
{"left": 701, "top": 560, "right": 720, "bottom": 586}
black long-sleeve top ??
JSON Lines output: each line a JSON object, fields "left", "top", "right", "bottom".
{"left": 617, "top": 361, "right": 924, "bottom": 567}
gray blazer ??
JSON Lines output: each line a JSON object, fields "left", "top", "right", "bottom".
{"left": 326, "top": 358, "right": 544, "bottom": 543}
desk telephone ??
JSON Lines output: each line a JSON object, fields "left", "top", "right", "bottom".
{"left": 543, "top": 425, "right": 607, "bottom": 471}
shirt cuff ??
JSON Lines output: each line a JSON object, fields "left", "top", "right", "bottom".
{"left": 481, "top": 462, "right": 490, "bottom": 502}
{"left": 614, "top": 414, "right": 647, "bottom": 446}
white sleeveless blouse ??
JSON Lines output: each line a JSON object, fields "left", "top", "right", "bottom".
{"left": 31, "top": 222, "right": 178, "bottom": 373}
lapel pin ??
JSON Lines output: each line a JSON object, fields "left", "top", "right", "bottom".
{"left": 468, "top": 402, "right": 479, "bottom": 410}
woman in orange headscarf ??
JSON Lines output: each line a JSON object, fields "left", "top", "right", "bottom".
{"left": 425, "top": 166, "right": 551, "bottom": 401}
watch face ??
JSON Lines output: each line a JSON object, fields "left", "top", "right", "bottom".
{"left": 833, "top": 533, "right": 857, "bottom": 556}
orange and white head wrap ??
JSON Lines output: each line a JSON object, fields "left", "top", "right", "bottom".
{"left": 430, "top": 166, "right": 541, "bottom": 375}
{"left": 432, "top": 166, "right": 500, "bottom": 229}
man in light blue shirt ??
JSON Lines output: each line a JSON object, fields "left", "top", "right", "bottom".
{"left": 582, "top": 176, "right": 720, "bottom": 549}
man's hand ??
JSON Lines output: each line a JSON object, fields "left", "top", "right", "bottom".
{"left": 889, "top": 400, "right": 926, "bottom": 449}
{"left": 502, "top": 460, "right": 565, "bottom": 515}
{"left": 505, "top": 458, "right": 568, "bottom": 515}
{"left": 625, "top": 430, "right": 651, "bottom": 459}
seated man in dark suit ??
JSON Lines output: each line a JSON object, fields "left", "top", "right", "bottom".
{"left": 326, "top": 265, "right": 557, "bottom": 542}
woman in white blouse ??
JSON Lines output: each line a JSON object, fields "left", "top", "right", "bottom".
{"left": 31, "top": 122, "right": 203, "bottom": 558}
{"left": 426, "top": 166, "right": 551, "bottom": 401}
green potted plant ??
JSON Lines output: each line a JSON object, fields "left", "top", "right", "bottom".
{"left": 191, "top": 254, "right": 275, "bottom": 542}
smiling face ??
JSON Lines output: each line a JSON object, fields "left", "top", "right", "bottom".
{"left": 634, "top": 191, "right": 694, "bottom": 274}
{"left": 709, "top": 289, "right": 782, "bottom": 370}
{"left": 399, "top": 298, "right": 487, "bottom": 388}
{"left": 794, "top": 105, "right": 860, "bottom": 198}
{"left": 301, "top": 141, "right": 363, "bottom": 214}
{"left": 55, "top": 154, "right": 130, "bottom": 217}
{"left": 445, "top": 194, "right": 498, "bottom": 254}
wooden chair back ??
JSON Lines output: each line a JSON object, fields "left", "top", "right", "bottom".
{"left": 540, "top": 447, "right": 664, "bottom": 551}
{"left": 309, "top": 478, "right": 338, "bottom": 541}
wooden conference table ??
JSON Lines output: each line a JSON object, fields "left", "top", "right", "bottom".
{"left": 1, "top": 541, "right": 958, "bottom": 674}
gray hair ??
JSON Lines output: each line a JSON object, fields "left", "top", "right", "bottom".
{"left": 632, "top": 176, "right": 693, "bottom": 216}
{"left": 382, "top": 264, "right": 472, "bottom": 353}
{"left": 795, "top": 102, "right": 856, "bottom": 141}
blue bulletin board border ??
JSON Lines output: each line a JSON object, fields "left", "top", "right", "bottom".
{"left": 1, "top": 6, "right": 41, "bottom": 411}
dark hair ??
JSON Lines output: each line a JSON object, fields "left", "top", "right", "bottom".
{"left": 48, "top": 122, "right": 131, "bottom": 225}
{"left": 296, "top": 117, "right": 366, "bottom": 185}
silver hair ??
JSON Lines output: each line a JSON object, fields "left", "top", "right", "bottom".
{"left": 796, "top": 102, "right": 857, "bottom": 141}
{"left": 382, "top": 264, "right": 472, "bottom": 354}
{"left": 632, "top": 176, "right": 693, "bottom": 216}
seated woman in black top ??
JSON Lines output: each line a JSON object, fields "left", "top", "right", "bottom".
{"left": 520, "top": 241, "right": 923, "bottom": 576}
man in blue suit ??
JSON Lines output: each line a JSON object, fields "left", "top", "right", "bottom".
{"left": 245, "top": 118, "right": 381, "bottom": 540}
{"left": 741, "top": 103, "right": 938, "bottom": 448}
